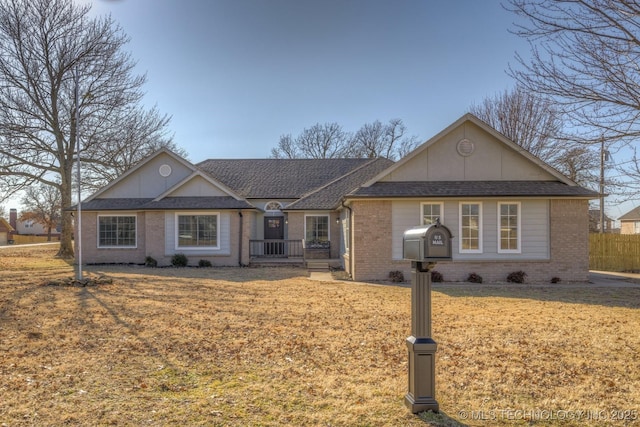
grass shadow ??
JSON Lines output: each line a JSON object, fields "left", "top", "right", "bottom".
{"left": 85, "top": 264, "right": 309, "bottom": 283}
{"left": 419, "top": 410, "right": 469, "bottom": 426}
{"left": 432, "top": 282, "right": 640, "bottom": 309}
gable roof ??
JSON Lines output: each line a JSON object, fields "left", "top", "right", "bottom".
{"left": 196, "top": 158, "right": 376, "bottom": 199}
{"left": 85, "top": 148, "right": 198, "bottom": 202}
{"left": 0, "top": 217, "right": 13, "bottom": 232}
{"left": 285, "top": 158, "right": 394, "bottom": 210}
{"left": 153, "top": 171, "right": 244, "bottom": 201}
{"left": 362, "top": 113, "right": 580, "bottom": 188}
{"left": 619, "top": 206, "right": 640, "bottom": 221}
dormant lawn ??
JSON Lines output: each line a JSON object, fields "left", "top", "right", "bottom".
{"left": 0, "top": 245, "right": 638, "bottom": 426}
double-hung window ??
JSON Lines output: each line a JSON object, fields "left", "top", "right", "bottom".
{"left": 498, "top": 202, "right": 521, "bottom": 253}
{"left": 459, "top": 202, "right": 482, "bottom": 253}
{"left": 177, "top": 213, "right": 219, "bottom": 248}
{"left": 305, "top": 215, "right": 329, "bottom": 243}
{"left": 98, "top": 215, "right": 136, "bottom": 248}
{"left": 421, "top": 202, "right": 443, "bottom": 225}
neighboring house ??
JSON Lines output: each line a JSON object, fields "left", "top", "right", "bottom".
{"left": 8, "top": 208, "right": 61, "bottom": 239}
{"left": 619, "top": 207, "right": 640, "bottom": 234}
{"left": 0, "top": 217, "right": 14, "bottom": 245}
{"left": 78, "top": 113, "right": 598, "bottom": 282}
{"left": 588, "top": 209, "right": 614, "bottom": 233}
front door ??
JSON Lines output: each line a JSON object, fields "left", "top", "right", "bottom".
{"left": 264, "top": 216, "right": 285, "bottom": 256}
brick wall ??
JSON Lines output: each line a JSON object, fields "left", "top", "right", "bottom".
{"left": 81, "top": 210, "right": 249, "bottom": 267}
{"left": 351, "top": 198, "right": 591, "bottom": 283}
{"left": 620, "top": 221, "right": 636, "bottom": 234}
{"left": 144, "top": 211, "right": 165, "bottom": 263}
{"left": 548, "top": 199, "right": 590, "bottom": 281}
{"left": 80, "top": 212, "right": 147, "bottom": 264}
{"left": 351, "top": 200, "right": 393, "bottom": 281}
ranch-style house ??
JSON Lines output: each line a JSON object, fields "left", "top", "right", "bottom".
{"left": 77, "top": 114, "right": 598, "bottom": 282}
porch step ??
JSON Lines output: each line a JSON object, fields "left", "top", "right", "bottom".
{"left": 306, "top": 261, "right": 330, "bottom": 272}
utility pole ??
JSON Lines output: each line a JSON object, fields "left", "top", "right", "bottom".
{"left": 599, "top": 137, "right": 606, "bottom": 234}
{"left": 74, "top": 69, "right": 83, "bottom": 280}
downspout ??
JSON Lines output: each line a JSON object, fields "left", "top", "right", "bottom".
{"left": 341, "top": 198, "right": 353, "bottom": 279}
{"left": 238, "top": 211, "right": 243, "bottom": 267}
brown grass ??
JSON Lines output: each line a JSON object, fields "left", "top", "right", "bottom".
{"left": 1, "top": 245, "right": 639, "bottom": 426}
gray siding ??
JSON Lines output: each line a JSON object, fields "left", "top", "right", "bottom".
{"left": 100, "top": 152, "right": 194, "bottom": 199}
{"left": 392, "top": 199, "right": 549, "bottom": 261}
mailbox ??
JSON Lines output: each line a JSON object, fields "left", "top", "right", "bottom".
{"left": 403, "top": 220, "right": 452, "bottom": 262}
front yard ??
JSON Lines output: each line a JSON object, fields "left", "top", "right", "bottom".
{"left": 0, "top": 245, "right": 639, "bottom": 426}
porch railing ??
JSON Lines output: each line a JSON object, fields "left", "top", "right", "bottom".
{"left": 249, "top": 239, "right": 304, "bottom": 258}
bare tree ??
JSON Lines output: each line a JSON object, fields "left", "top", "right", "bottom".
{"left": 271, "top": 123, "right": 351, "bottom": 159}
{"left": 506, "top": 0, "right": 640, "bottom": 197}
{"left": 20, "top": 183, "right": 61, "bottom": 241}
{"left": 271, "top": 119, "right": 418, "bottom": 160}
{"left": 350, "top": 119, "right": 418, "bottom": 160}
{"left": 470, "top": 87, "right": 563, "bottom": 159}
{"left": 0, "top": 0, "right": 178, "bottom": 257}
{"left": 470, "top": 86, "right": 599, "bottom": 188}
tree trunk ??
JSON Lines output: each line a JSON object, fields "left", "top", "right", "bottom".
{"left": 47, "top": 226, "right": 52, "bottom": 242}
{"left": 57, "top": 170, "right": 74, "bottom": 258}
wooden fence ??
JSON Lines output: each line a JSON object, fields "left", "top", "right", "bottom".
{"left": 589, "top": 234, "right": 640, "bottom": 272}
{"left": 10, "top": 235, "right": 59, "bottom": 245}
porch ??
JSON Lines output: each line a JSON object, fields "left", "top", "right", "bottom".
{"left": 248, "top": 239, "right": 340, "bottom": 269}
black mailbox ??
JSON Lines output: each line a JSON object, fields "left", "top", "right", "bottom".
{"left": 403, "top": 220, "right": 453, "bottom": 262}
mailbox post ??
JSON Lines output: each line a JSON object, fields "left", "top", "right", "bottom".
{"left": 402, "top": 220, "right": 452, "bottom": 414}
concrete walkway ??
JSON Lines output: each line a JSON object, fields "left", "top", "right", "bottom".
{"left": 308, "top": 271, "right": 335, "bottom": 281}
{"left": 589, "top": 270, "right": 640, "bottom": 287}
{"left": 0, "top": 242, "right": 59, "bottom": 249}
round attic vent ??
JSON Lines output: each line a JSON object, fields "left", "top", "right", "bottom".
{"left": 159, "top": 164, "right": 172, "bottom": 177}
{"left": 457, "top": 138, "right": 475, "bottom": 157}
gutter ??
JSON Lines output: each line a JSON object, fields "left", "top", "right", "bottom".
{"left": 341, "top": 198, "right": 353, "bottom": 279}
{"left": 238, "top": 211, "right": 243, "bottom": 267}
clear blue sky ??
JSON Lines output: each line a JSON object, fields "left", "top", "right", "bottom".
{"left": 84, "top": 0, "right": 527, "bottom": 161}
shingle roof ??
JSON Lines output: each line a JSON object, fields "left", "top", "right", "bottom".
{"left": 196, "top": 158, "right": 376, "bottom": 199}
{"left": 349, "top": 181, "right": 599, "bottom": 198}
{"left": 285, "top": 158, "right": 394, "bottom": 210}
{"left": 619, "top": 206, "right": 640, "bottom": 221}
{"left": 80, "top": 197, "right": 254, "bottom": 211}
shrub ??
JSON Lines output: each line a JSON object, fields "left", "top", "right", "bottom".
{"left": 467, "top": 272, "right": 483, "bottom": 283}
{"left": 388, "top": 270, "right": 405, "bottom": 283}
{"left": 198, "top": 259, "right": 212, "bottom": 268}
{"left": 431, "top": 270, "right": 443, "bottom": 282}
{"left": 144, "top": 256, "right": 157, "bottom": 268}
{"left": 171, "top": 253, "right": 188, "bottom": 267}
{"left": 551, "top": 276, "right": 561, "bottom": 284}
{"left": 507, "top": 270, "right": 527, "bottom": 283}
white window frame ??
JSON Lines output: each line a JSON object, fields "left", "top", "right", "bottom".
{"left": 420, "top": 202, "right": 444, "bottom": 225}
{"left": 97, "top": 214, "right": 137, "bottom": 248}
{"left": 459, "top": 202, "right": 483, "bottom": 254}
{"left": 304, "top": 214, "right": 330, "bottom": 242}
{"left": 497, "top": 201, "right": 521, "bottom": 254}
{"left": 175, "top": 212, "right": 220, "bottom": 250}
